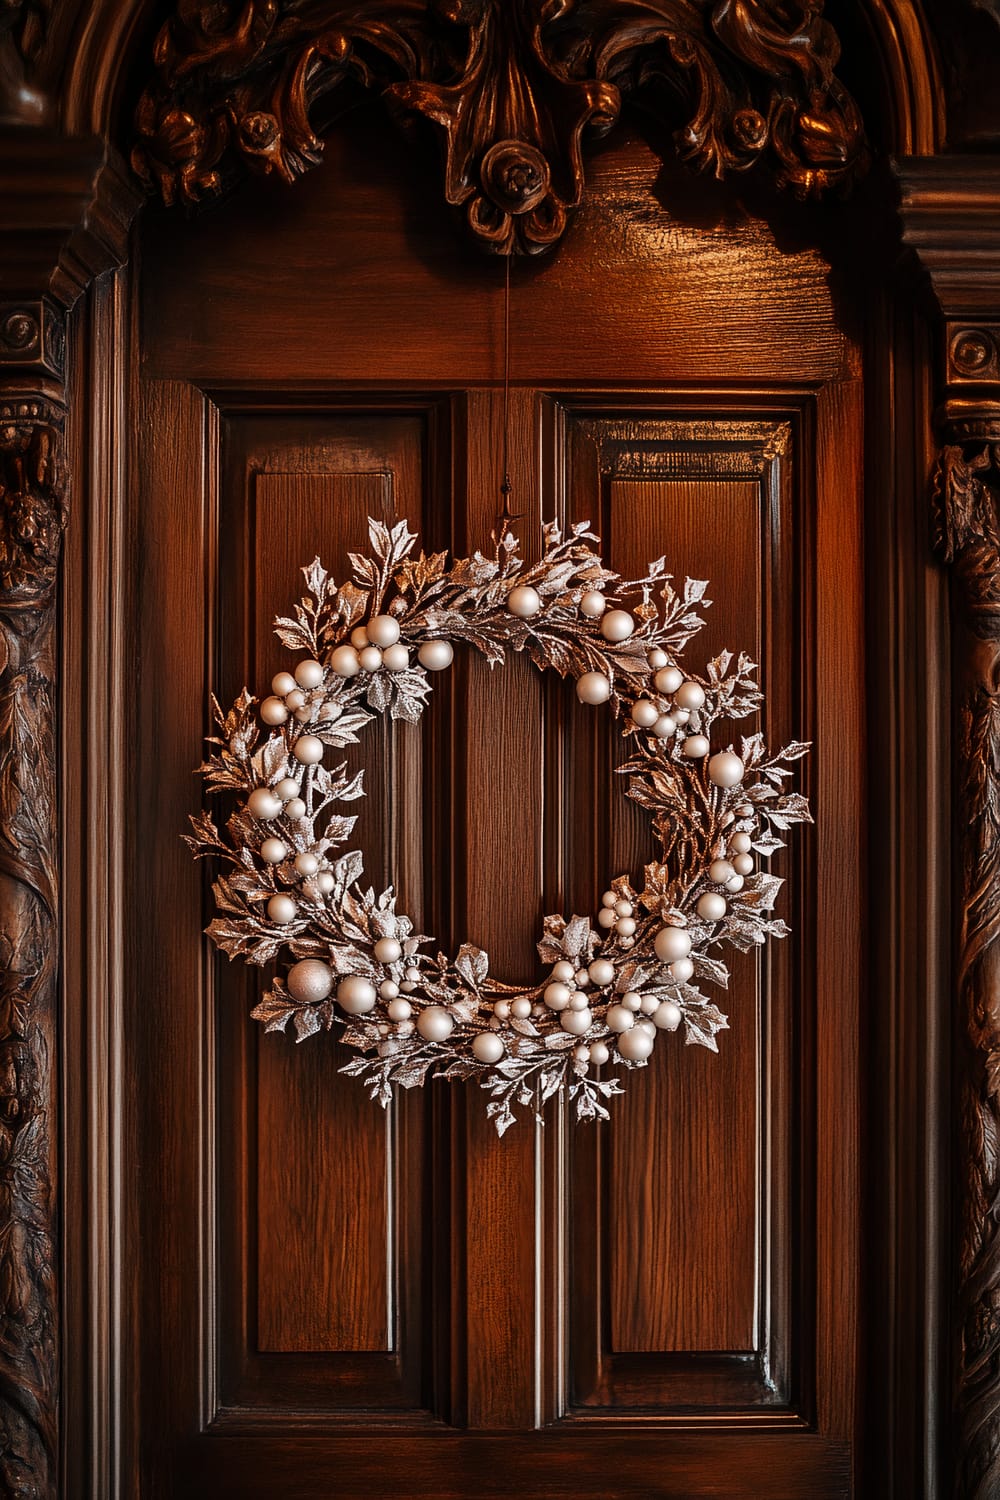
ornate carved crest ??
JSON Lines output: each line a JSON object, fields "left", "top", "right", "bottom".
{"left": 132, "top": 0, "right": 866, "bottom": 253}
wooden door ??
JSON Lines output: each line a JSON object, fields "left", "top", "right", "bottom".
{"left": 126, "top": 110, "right": 862, "bottom": 1496}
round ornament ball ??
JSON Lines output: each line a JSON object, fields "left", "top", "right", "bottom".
{"left": 293, "top": 735, "right": 324, "bottom": 765}
{"left": 618, "top": 1027, "right": 654, "bottom": 1061}
{"left": 631, "top": 699, "right": 659, "bottom": 728}
{"left": 697, "top": 891, "right": 727, "bottom": 922}
{"left": 576, "top": 672, "right": 610, "bottom": 705}
{"left": 653, "top": 665, "right": 684, "bottom": 695}
{"left": 560, "top": 1007, "right": 592, "bottom": 1035}
{"left": 368, "top": 614, "right": 401, "bottom": 648}
{"left": 337, "top": 976, "right": 377, "bottom": 1015}
{"left": 316, "top": 870, "right": 335, "bottom": 894}
{"left": 588, "top": 958, "right": 615, "bottom": 987}
{"left": 709, "top": 859, "right": 735, "bottom": 885}
{"left": 295, "top": 659, "right": 324, "bottom": 689}
{"left": 597, "top": 907, "right": 616, "bottom": 929}
{"left": 606, "top": 1004, "right": 635, "bottom": 1033}
{"left": 260, "top": 696, "right": 288, "bottom": 725}
{"left": 590, "top": 1041, "right": 610, "bottom": 1065}
{"left": 653, "top": 714, "right": 677, "bottom": 739}
{"left": 350, "top": 626, "right": 369, "bottom": 649}
{"left": 670, "top": 957, "right": 694, "bottom": 983}
{"left": 418, "top": 640, "right": 454, "bottom": 671}
{"left": 616, "top": 916, "right": 636, "bottom": 937}
{"left": 271, "top": 671, "right": 296, "bottom": 697}
{"left": 730, "top": 832, "right": 752, "bottom": 854}
{"left": 580, "top": 590, "right": 606, "bottom": 618}
{"left": 733, "top": 853, "right": 754, "bottom": 876}
{"left": 647, "top": 648, "right": 668, "bottom": 671}
{"left": 600, "top": 609, "right": 634, "bottom": 642}
{"left": 507, "top": 584, "right": 542, "bottom": 618}
{"left": 387, "top": 997, "right": 411, "bottom": 1021}
{"left": 544, "top": 982, "right": 572, "bottom": 1010}
{"left": 708, "top": 751, "right": 745, "bottom": 788}
{"left": 285, "top": 798, "right": 306, "bottom": 821}
{"left": 511, "top": 998, "right": 532, "bottom": 1019}
{"left": 294, "top": 851, "right": 318, "bottom": 877}
{"left": 417, "top": 1006, "right": 454, "bottom": 1042}
{"left": 674, "top": 680, "right": 706, "bottom": 711}
{"left": 654, "top": 1000, "right": 683, "bottom": 1031}
{"left": 601, "top": 890, "right": 617, "bottom": 908}
{"left": 260, "top": 838, "right": 287, "bottom": 864}
{"left": 472, "top": 1031, "right": 505, "bottom": 1064}
{"left": 248, "top": 787, "right": 282, "bottom": 821}
{"left": 683, "top": 735, "right": 710, "bottom": 759}
{"left": 287, "top": 959, "right": 333, "bottom": 1004}
{"left": 285, "top": 689, "right": 306, "bottom": 710}
{"left": 622, "top": 991, "right": 642, "bottom": 1011}
{"left": 331, "top": 645, "right": 361, "bottom": 678}
{"left": 374, "top": 937, "right": 402, "bottom": 964}
{"left": 654, "top": 926, "right": 692, "bottom": 962}
{"left": 359, "top": 646, "right": 383, "bottom": 673}
{"left": 383, "top": 643, "right": 410, "bottom": 672}
{"left": 726, "top": 874, "right": 745, "bottom": 893}
{"left": 267, "top": 894, "right": 297, "bottom": 925}
{"left": 551, "top": 960, "right": 575, "bottom": 983}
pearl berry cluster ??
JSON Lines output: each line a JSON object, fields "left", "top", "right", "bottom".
{"left": 190, "top": 516, "right": 810, "bottom": 1131}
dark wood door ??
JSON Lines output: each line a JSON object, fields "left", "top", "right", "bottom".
{"left": 126, "top": 112, "right": 863, "bottom": 1496}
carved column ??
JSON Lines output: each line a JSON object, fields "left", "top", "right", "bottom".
{"left": 0, "top": 311, "right": 63, "bottom": 1497}
{"left": 900, "top": 159, "right": 1000, "bottom": 1500}
{"left": 0, "top": 131, "right": 137, "bottom": 1497}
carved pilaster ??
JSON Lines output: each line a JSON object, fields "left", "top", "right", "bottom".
{"left": 0, "top": 381, "right": 64, "bottom": 1497}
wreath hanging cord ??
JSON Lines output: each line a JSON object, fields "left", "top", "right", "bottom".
{"left": 186, "top": 514, "right": 810, "bottom": 1134}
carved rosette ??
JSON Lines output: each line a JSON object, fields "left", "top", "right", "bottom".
{"left": 132, "top": 0, "right": 865, "bottom": 254}
{"left": 0, "top": 386, "right": 64, "bottom": 1496}
{"left": 932, "top": 323, "right": 1000, "bottom": 1500}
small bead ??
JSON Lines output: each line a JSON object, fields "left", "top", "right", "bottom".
{"left": 294, "top": 851, "right": 319, "bottom": 877}
{"left": 640, "top": 994, "right": 659, "bottom": 1015}
{"left": 725, "top": 874, "right": 745, "bottom": 893}
{"left": 709, "top": 859, "right": 735, "bottom": 884}
{"left": 574, "top": 968, "right": 591, "bottom": 987}
{"left": 295, "top": 659, "right": 324, "bottom": 689}
{"left": 544, "top": 982, "right": 572, "bottom": 1010}
{"left": 260, "top": 838, "right": 287, "bottom": 864}
{"left": 616, "top": 916, "right": 636, "bottom": 937}
{"left": 653, "top": 714, "right": 677, "bottom": 738}
{"left": 368, "top": 614, "right": 401, "bottom": 648}
{"left": 293, "top": 705, "right": 313, "bottom": 724}
{"left": 615, "top": 900, "right": 633, "bottom": 917}
{"left": 284, "top": 688, "right": 306, "bottom": 710}
{"left": 568, "top": 991, "right": 588, "bottom": 1011}
{"left": 260, "top": 696, "right": 288, "bottom": 725}
{"left": 631, "top": 699, "right": 659, "bottom": 728}
{"left": 316, "top": 871, "right": 335, "bottom": 894}
{"left": 600, "top": 609, "right": 634, "bottom": 642}
{"left": 287, "top": 959, "right": 333, "bottom": 1003}
{"left": 654, "top": 1001, "right": 683, "bottom": 1031}
{"left": 697, "top": 892, "right": 727, "bottom": 922}
{"left": 248, "top": 787, "right": 282, "bottom": 820}
{"left": 733, "top": 853, "right": 754, "bottom": 876}
{"left": 387, "top": 997, "right": 411, "bottom": 1021}
{"left": 417, "top": 1006, "right": 454, "bottom": 1042}
{"left": 674, "top": 680, "right": 706, "bottom": 711}
{"left": 359, "top": 646, "right": 383, "bottom": 673}
{"left": 493, "top": 1001, "right": 510, "bottom": 1021}
{"left": 293, "top": 735, "right": 323, "bottom": 764}
{"left": 654, "top": 665, "right": 684, "bottom": 695}
{"left": 573, "top": 1044, "right": 591, "bottom": 1063}
{"left": 601, "top": 890, "right": 618, "bottom": 908}
{"left": 622, "top": 991, "right": 642, "bottom": 1011}
{"left": 338, "top": 976, "right": 377, "bottom": 1014}
{"left": 618, "top": 1027, "right": 654, "bottom": 1061}
{"left": 670, "top": 957, "right": 694, "bottom": 983}
{"left": 382, "top": 643, "right": 410, "bottom": 672}
{"left": 350, "top": 626, "right": 369, "bottom": 649}
{"left": 275, "top": 777, "right": 299, "bottom": 801}
{"left": 271, "top": 672, "right": 296, "bottom": 696}
{"left": 472, "top": 1031, "right": 505, "bottom": 1064}
{"left": 418, "top": 640, "right": 454, "bottom": 671}
{"left": 405, "top": 966, "right": 420, "bottom": 983}
{"left": 576, "top": 671, "right": 610, "bottom": 705}
{"left": 374, "top": 937, "right": 402, "bottom": 964}
{"left": 507, "top": 585, "right": 542, "bottom": 618}
{"left": 730, "top": 832, "right": 752, "bottom": 854}
{"left": 284, "top": 798, "right": 306, "bottom": 821}
{"left": 551, "top": 960, "right": 575, "bottom": 983}
{"left": 381, "top": 981, "right": 400, "bottom": 1002}
{"left": 511, "top": 997, "right": 532, "bottom": 1019}
{"left": 647, "top": 648, "right": 668, "bottom": 670}
{"left": 267, "top": 894, "right": 297, "bottom": 924}
{"left": 579, "top": 590, "right": 606, "bottom": 617}
{"left": 590, "top": 1040, "right": 610, "bottom": 1065}
{"left": 589, "top": 958, "right": 615, "bottom": 986}
{"left": 606, "top": 1004, "right": 634, "bottom": 1032}
{"left": 331, "top": 645, "right": 361, "bottom": 678}
{"left": 654, "top": 926, "right": 691, "bottom": 962}
{"left": 598, "top": 907, "right": 617, "bottom": 929}
{"left": 683, "top": 735, "right": 710, "bottom": 759}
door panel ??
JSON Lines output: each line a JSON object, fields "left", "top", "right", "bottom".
{"left": 129, "top": 116, "right": 862, "bottom": 1494}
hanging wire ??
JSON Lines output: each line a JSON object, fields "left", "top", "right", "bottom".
{"left": 497, "top": 252, "right": 523, "bottom": 538}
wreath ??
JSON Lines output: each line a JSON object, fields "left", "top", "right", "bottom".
{"left": 187, "top": 516, "right": 810, "bottom": 1134}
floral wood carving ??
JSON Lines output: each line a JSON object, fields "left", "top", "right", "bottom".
{"left": 933, "top": 399, "right": 1000, "bottom": 1500}
{"left": 132, "top": 0, "right": 866, "bottom": 253}
{"left": 0, "top": 391, "right": 64, "bottom": 1497}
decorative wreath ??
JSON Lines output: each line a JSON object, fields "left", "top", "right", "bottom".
{"left": 187, "top": 517, "right": 810, "bottom": 1133}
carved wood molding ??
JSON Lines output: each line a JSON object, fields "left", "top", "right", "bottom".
{"left": 899, "top": 157, "right": 1000, "bottom": 1499}
{"left": 0, "top": 376, "right": 64, "bottom": 1499}
{"left": 131, "top": 0, "right": 866, "bottom": 253}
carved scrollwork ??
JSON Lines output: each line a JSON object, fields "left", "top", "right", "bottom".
{"left": 132, "top": 0, "right": 866, "bottom": 253}
{"left": 0, "top": 389, "right": 64, "bottom": 1497}
{"left": 933, "top": 429, "right": 1000, "bottom": 1500}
